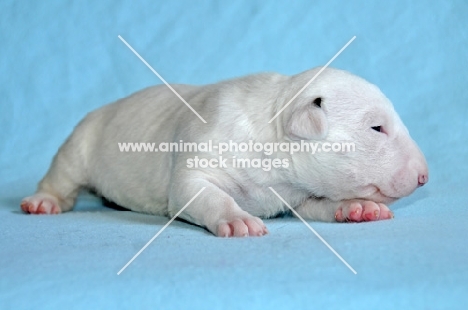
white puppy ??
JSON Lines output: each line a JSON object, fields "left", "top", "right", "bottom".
{"left": 21, "top": 67, "right": 428, "bottom": 237}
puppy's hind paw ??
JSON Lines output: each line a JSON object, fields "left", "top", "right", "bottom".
{"left": 21, "top": 193, "right": 62, "bottom": 214}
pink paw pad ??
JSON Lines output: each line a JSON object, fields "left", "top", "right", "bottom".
{"left": 335, "top": 200, "right": 393, "bottom": 223}
{"left": 20, "top": 194, "right": 61, "bottom": 215}
{"left": 217, "top": 216, "right": 268, "bottom": 237}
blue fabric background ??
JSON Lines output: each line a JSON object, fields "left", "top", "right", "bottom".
{"left": 1, "top": 1, "right": 467, "bottom": 309}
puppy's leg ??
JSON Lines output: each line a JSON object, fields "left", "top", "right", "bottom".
{"left": 295, "top": 198, "right": 393, "bottom": 222}
{"left": 169, "top": 179, "right": 268, "bottom": 237}
{"left": 21, "top": 135, "right": 87, "bottom": 214}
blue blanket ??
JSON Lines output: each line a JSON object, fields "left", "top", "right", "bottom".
{"left": 1, "top": 1, "right": 467, "bottom": 309}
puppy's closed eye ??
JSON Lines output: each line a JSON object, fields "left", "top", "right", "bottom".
{"left": 371, "top": 126, "right": 382, "bottom": 132}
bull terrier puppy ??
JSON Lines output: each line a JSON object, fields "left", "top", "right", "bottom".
{"left": 21, "top": 67, "right": 428, "bottom": 237}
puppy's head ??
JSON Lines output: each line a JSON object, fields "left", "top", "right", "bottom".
{"left": 280, "top": 67, "right": 428, "bottom": 203}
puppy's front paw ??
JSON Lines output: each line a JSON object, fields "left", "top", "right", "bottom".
{"left": 21, "top": 193, "right": 62, "bottom": 214}
{"left": 216, "top": 214, "right": 268, "bottom": 237}
{"left": 335, "top": 200, "right": 393, "bottom": 223}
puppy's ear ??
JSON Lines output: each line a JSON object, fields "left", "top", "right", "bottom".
{"left": 285, "top": 97, "right": 328, "bottom": 140}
